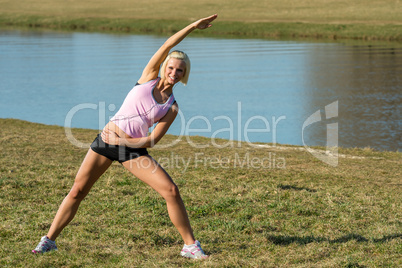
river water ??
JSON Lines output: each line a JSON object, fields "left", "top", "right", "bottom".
{"left": 0, "top": 29, "right": 401, "bottom": 151}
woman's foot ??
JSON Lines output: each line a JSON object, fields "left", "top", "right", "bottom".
{"left": 180, "top": 240, "right": 208, "bottom": 259}
{"left": 32, "top": 236, "right": 58, "bottom": 253}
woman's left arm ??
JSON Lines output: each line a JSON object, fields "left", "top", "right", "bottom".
{"left": 102, "top": 103, "right": 179, "bottom": 148}
{"left": 138, "top": 14, "right": 218, "bottom": 84}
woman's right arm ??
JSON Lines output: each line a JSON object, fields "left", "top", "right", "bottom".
{"left": 138, "top": 14, "right": 218, "bottom": 84}
{"left": 102, "top": 103, "right": 179, "bottom": 148}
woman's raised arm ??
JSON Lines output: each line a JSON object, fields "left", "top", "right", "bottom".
{"left": 138, "top": 14, "right": 218, "bottom": 84}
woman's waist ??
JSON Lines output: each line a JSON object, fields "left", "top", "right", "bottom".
{"left": 103, "top": 121, "right": 133, "bottom": 139}
{"left": 104, "top": 121, "right": 148, "bottom": 139}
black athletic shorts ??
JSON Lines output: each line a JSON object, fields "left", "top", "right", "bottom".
{"left": 90, "top": 133, "right": 148, "bottom": 163}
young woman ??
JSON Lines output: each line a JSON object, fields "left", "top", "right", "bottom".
{"left": 32, "top": 14, "right": 218, "bottom": 259}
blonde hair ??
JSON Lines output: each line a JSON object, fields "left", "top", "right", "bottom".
{"left": 160, "top": 50, "right": 191, "bottom": 86}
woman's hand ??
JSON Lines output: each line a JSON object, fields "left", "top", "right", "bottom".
{"left": 101, "top": 128, "right": 120, "bottom": 145}
{"left": 193, "top": 14, "right": 218, "bottom": 30}
{"left": 138, "top": 13, "right": 218, "bottom": 84}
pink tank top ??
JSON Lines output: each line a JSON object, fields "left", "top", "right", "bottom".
{"left": 110, "top": 78, "right": 175, "bottom": 138}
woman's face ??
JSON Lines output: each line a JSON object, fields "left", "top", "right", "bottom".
{"left": 165, "top": 58, "right": 186, "bottom": 85}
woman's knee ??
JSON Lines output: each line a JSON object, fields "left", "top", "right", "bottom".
{"left": 161, "top": 183, "right": 181, "bottom": 201}
{"left": 68, "top": 182, "right": 90, "bottom": 201}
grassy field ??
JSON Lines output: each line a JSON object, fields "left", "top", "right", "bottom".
{"left": 0, "top": 119, "right": 401, "bottom": 267}
{"left": 0, "top": 0, "right": 401, "bottom": 41}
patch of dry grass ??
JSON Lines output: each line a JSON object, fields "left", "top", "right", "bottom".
{"left": 0, "top": 119, "right": 401, "bottom": 267}
{"left": 0, "top": 0, "right": 401, "bottom": 40}
{"left": 0, "top": 0, "right": 400, "bottom": 24}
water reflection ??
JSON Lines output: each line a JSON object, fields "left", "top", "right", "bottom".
{"left": 0, "top": 29, "right": 401, "bottom": 151}
{"left": 303, "top": 44, "right": 401, "bottom": 151}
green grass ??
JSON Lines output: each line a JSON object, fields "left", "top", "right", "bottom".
{"left": 0, "top": 0, "right": 401, "bottom": 41}
{"left": 0, "top": 119, "right": 401, "bottom": 267}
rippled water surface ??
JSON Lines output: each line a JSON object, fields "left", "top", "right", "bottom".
{"left": 0, "top": 29, "right": 401, "bottom": 151}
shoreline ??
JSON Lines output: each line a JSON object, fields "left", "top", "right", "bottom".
{"left": 1, "top": 118, "right": 400, "bottom": 156}
{"left": 1, "top": 15, "right": 401, "bottom": 42}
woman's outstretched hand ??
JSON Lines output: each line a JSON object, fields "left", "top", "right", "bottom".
{"left": 193, "top": 14, "right": 218, "bottom": 30}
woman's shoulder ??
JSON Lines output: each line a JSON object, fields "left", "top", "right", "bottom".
{"left": 137, "top": 75, "right": 160, "bottom": 85}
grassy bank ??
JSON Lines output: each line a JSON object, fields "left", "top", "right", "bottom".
{"left": 0, "top": 119, "right": 401, "bottom": 267}
{"left": 0, "top": 0, "right": 401, "bottom": 41}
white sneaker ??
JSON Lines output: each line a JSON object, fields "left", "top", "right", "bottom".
{"left": 32, "top": 236, "right": 58, "bottom": 253}
{"left": 180, "top": 240, "right": 208, "bottom": 259}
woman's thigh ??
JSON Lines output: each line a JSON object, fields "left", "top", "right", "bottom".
{"left": 72, "top": 149, "right": 113, "bottom": 196}
{"left": 122, "top": 155, "right": 176, "bottom": 197}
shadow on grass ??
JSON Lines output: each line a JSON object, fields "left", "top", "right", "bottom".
{"left": 277, "top": 184, "right": 317, "bottom": 192}
{"left": 266, "top": 233, "right": 401, "bottom": 245}
{"left": 372, "top": 233, "right": 402, "bottom": 243}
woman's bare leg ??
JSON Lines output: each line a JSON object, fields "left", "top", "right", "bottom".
{"left": 46, "top": 149, "right": 112, "bottom": 240}
{"left": 122, "top": 156, "right": 196, "bottom": 245}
